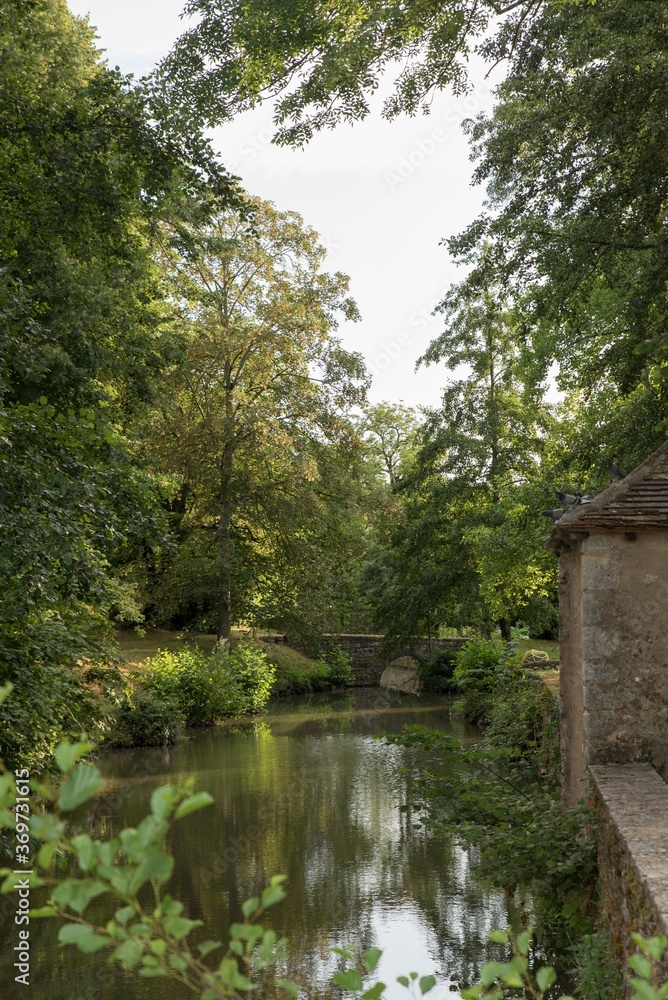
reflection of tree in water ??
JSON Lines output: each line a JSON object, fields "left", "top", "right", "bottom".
{"left": 0, "top": 696, "right": 507, "bottom": 1000}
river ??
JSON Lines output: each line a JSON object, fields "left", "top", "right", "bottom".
{"left": 0, "top": 689, "right": 514, "bottom": 999}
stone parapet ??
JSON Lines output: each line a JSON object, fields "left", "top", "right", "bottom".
{"left": 262, "top": 634, "right": 468, "bottom": 686}
{"left": 589, "top": 763, "right": 668, "bottom": 987}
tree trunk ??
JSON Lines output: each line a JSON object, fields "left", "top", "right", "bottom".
{"left": 217, "top": 437, "right": 234, "bottom": 643}
{"left": 498, "top": 617, "right": 512, "bottom": 643}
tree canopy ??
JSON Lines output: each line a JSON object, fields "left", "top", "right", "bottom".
{"left": 158, "top": 0, "right": 584, "bottom": 144}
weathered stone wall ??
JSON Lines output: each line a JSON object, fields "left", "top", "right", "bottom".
{"left": 559, "top": 531, "right": 668, "bottom": 805}
{"left": 264, "top": 634, "right": 468, "bottom": 686}
{"left": 589, "top": 764, "right": 668, "bottom": 988}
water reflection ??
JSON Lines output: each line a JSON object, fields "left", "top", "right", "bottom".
{"left": 0, "top": 689, "right": 512, "bottom": 999}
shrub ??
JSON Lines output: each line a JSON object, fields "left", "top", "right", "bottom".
{"left": 325, "top": 645, "right": 354, "bottom": 687}
{"left": 451, "top": 689, "right": 494, "bottom": 725}
{"left": 110, "top": 689, "right": 185, "bottom": 747}
{"left": 453, "top": 638, "right": 503, "bottom": 692}
{"left": 416, "top": 650, "right": 458, "bottom": 692}
{"left": 143, "top": 647, "right": 226, "bottom": 726}
{"left": 227, "top": 642, "right": 276, "bottom": 714}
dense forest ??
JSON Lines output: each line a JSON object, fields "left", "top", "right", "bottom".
{"left": 2, "top": 0, "right": 667, "bottom": 766}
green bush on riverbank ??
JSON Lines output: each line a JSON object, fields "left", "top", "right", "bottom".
{"left": 109, "top": 642, "right": 276, "bottom": 746}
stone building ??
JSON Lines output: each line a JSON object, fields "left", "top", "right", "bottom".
{"left": 548, "top": 441, "right": 668, "bottom": 807}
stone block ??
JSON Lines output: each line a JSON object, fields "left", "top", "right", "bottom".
{"left": 582, "top": 660, "right": 619, "bottom": 684}
{"left": 584, "top": 710, "right": 616, "bottom": 739}
{"left": 581, "top": 557, "right": 620, "bottom": 591}
{"left": 583, "top": 684, "right": 624, "bottom": 711}
{"left": 581, "top": 625, "right": 620, "bottom": 660}
{"left": 582, "top": 535, "right": 619, "bottom": 553}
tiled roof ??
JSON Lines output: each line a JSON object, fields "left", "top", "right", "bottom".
{"left": 554, "top": 441, "right": 668, "bottom": 533}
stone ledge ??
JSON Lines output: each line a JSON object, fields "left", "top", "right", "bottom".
{"left": 589, "top": 763, "right": 668, "bottom": 983}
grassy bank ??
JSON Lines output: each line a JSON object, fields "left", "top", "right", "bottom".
{"left": 116, "top": 628, "right": 340, "bottom": 696}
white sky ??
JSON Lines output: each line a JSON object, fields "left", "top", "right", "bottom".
{"left": 68, "top": 0, "right": 502, "bottom": 409}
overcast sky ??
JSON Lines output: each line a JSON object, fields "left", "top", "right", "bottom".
{"left": 67, "top": 0, "right": 501, "bottom": 410}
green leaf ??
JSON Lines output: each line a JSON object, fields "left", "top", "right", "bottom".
{"left": 397, "top": 976, "right": 410, "bottom": 988}
{"left": 536, "top": 967, "right": 557, "bottom": 992}
{"left": 277, "top": 979, "right": 300, "bottom": 997}
{"left": 261, "top": 885, "right": 286, "bottom": 909}
{"left": 111, "top": 938, "right": 144, "bottom": 969}
{"left": 331, "top": 946, "right": 356, "bottom": 961}
{"left": 57, "top": 764, "right": 104, "bottom": 811}
{"left": 1, "top": 872, "right": 45, "bottom": 893}
{"left": 29, "top": 906, "right": 57, "bottom": 918}
{"left": 77, "top": 932, "right": 111, "bottom": 954}
{"left": 198, "top": 940, "right": 222, "bottom": 957}
{"left": 120, "top": 817, "right": 169, "bottom": 860}
{"left": 37, "top": 841, "right": 57, "bottom": 870}
{"left": 52, "top": 879, "right": 107, "bottom": 915}
{"left": 364, "top": 947, "right": 382, "bottom": 973}
{"left": 362, "top": 984, "right": 386, "bottom": 999}
{"left": 630, "top": 979, "right": 660, "bottom": 1000}
{"left": 163, "top": 915, "right": 202, "bottom": 940}
{"left": 419, "top": 975, "right": 437, "bottom": 994}
{"left": 629, "top": 955, "right": 652, "bottom": 980}
{"left": 241, "top": 896, "right": 260, "bottom": 919}
{"left": 174, "top": 792, "right": 214, "bottom": 820}
{"left": 168, "top": 954, "right": 188, "bottom": 971}
{"left": 150, "top": 786, "right": 177, "bottom": 819}
{"left": 55, "top": 741, "right": 94, "bottom": 774}
{"left": 647, "top": 937, "right": 668, "bottom": 964}
{"left": 115, "top": 906, "right": 135, "bottom": 925}
{"left": 487, "top": 930, "right": 509, "bottom": 945}
{"left": 58, "top": 924, "right": 111, "bottom": 954}
{"left": 333, "top": 969, "right": 364, "bottom": 990}
{"left": 480, "top": 963, "right": 503, "bottom": 987}
{"left": 516, "top": 930, "right": 532, "bottom": 957}
{"left": 71, "top": 834, "right": 97, "bottom": 871}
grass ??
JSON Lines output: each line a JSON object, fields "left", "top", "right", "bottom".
{"left": 513, "top": 637, "right": 560, "bottom": 661}
{"left": 115, "top": 628, "right": 331, "bottom": 695}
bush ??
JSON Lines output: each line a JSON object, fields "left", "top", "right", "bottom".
{"left": 324, "top": 645, "right": 354, "bottom": 687}
{"left": 110, "top": 689, "right": 185, "bottom": 747}
{"left": 453, "top": 638, "right": 503, "bottom": 692}
{"left": 416, "top": 651, "right": 458, "bottom": 692}
{"left": 142, "top": 642, "right": 275, "bottom": 726}
{"left": 227, "top": 642, "right": 276, "bottom": 714}
{"left": 451, "top": 689, "right": 494, "bottom": 725}
{"left": 143, "top": 647, "right": 228, "bottom": 726}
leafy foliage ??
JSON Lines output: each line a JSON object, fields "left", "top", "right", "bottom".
{"left": 453, "top": 639, "right": 505, "bottom": 692}
{"left": 110, "top": 689, "right": 186, "bottom": 748}
{"left": 386, "top": 672, "right": 597, "bottom": 948}
{"left": 141, "top": 642, "right": 276, "bottom": 728}
{"left": 160, "top": 0, "right": 555, "bottom": 144}
{"left": 416, "top": 651, "right": 458, "bottom": 693}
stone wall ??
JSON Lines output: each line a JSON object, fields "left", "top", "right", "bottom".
{"left": 589, "top": 764, "right": 668, "bottom": 986}
{"left": 557, "top": 531, "right": 668, "bottom": 805}
{"left": 263, "top": 634, "right": 468, "bottom": 687}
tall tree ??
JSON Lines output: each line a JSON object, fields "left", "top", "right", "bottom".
{"left": 451, "top": 0, "right": 668, "bottom": 391}
{"left": 361, "top": 402, "right": 420, "bottom": 490}
{"left": 365, "top": 255, "right": 555, "bottom": 642}
{"left": 0, "top": 0, "right": 236, "bottom": 763}
{"left": 150, "top": 198, "right": 368, "bottom": 641}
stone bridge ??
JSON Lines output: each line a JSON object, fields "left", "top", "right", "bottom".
{"left": 263, "top": 633, "right": 468, "bottom": 686}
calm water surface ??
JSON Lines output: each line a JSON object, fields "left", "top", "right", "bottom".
{"left": 1, "top": 689, "right": 513, "bottom": 999}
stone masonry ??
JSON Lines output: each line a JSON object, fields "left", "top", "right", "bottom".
{"left": 548, "top": 441, "right": 668, "bottom": 806}
{"left": 264, "top": 634, "right": 468, "bottom": 686}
